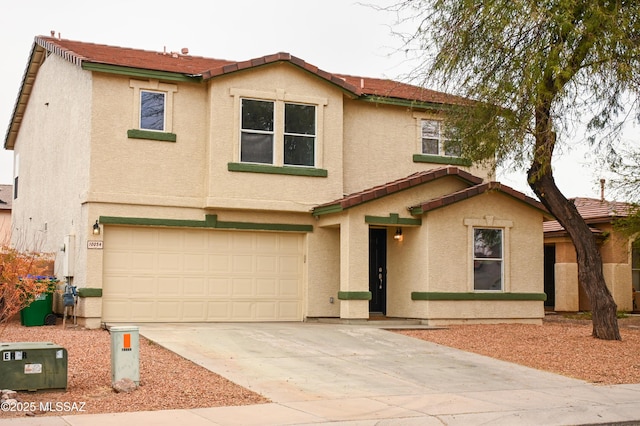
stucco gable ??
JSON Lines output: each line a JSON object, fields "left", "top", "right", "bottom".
{"left": 313, "top": 166, "right": 483, "bottom": 216}
{"left": 408, "top": 181, "right": 549, "bottom": 217}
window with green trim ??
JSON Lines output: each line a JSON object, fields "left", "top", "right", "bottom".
{"left": 140, "top": 90, "right": 166, "bottom": 131}
{"left": 421, "top": 119, "right": 460, "bottom": 157}
{"left": 240, "top": 98, "right": 316, "bottom": 167}
{"left": 473, "top": 228, "right": 503, "bottom": 291}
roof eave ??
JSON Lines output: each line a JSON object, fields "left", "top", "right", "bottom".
{"left": 4, "top": 43, "right": 47, "bottom": 150}
{"left": 201, "top": 53, "right": 361, "bottom": 98}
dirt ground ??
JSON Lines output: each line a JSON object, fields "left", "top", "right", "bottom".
{"left": 1, "top": 313, "right": 638, "bottom": 419}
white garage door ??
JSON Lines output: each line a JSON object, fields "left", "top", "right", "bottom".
{"left": 102, "top": 226, "right": 304, "bottom": 322}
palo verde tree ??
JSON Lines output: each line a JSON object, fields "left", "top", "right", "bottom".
{"left": 385, "top": 0, "right": 640, "bottom": 340}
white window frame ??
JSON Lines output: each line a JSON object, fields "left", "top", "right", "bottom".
{"left": 130, "top": 79, "right": 177, "bottom": 133}
{"left": 414, "top": 115, "right": 460, "bottom": 158}
{"left": 230, "top": 88, "right": 326, "bottom": 168}
{"left": 464, "top": 217, "right": 513, "bottom": 292}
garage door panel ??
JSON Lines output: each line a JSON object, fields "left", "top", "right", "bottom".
{"left": 208, "top": 254, "right": 230, "bottom": 272}
{"left": 256, "top": 256, "right": 277, "bottom": 273}
{"left": 158, "top": 253, "right": 181, "bottom": 271}
{"left": 132, "top": 253, "right": 156, "bottom": 270}
{"left": 130, "top": 300, "right": 156, "bottom": 321}
{"left": 256, "top": 279, "right": 277, "bottom": 297}
{"left": 182, "top": 301, "right": 206, "bottom": 321}
{"left": 157, "top": 277, "right": 180, "bottom": 296}
{"left": 232, "top": 255, "right": 254, "bottom": 273}
{"left": 208, "top": 278, "right": 231, "bottom": 296}
{"left": 184, "top": 277, "right": 206, "bottom": 295}
{"left": 280, "top": 279, "right": 301, "bottom": 297}
{"left": 184, "top": 253, "right": 206, "bottom": 271}
{"left": 278, "top": 301, "right": 301, "bottom": 320}
{"left": 103, "top": 227, "right": 303, "bottom": 322}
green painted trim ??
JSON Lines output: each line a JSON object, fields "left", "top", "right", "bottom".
{"left": 77, "top": 288, "right": 102, "bottom": 298}
{"left": 409, "top": 207, "right": 424, "bottom": 216}
{"left": 338, "top": 291, "right": 372, "bottom": 300}
{"left": 82, "top": 62, "right": 199, "bottom": 83}
{"left": 413, "top": 154, "right": 472, "bottom": 167}
{"left": 365, "top": 213, "right": 422, "bottom": 226}
{"left": 312, "top": 204, "right": 343, "bottom": 216}
{"left": 227, "top": 162, "right": 328, "bottom": 177}
{"left": 99, "top": 214, "right": 313, "bottom": 233}
{"left": 127, "top": 129, "right": 177, "bottom": 142}
{"left": 360, "top": 96, "right": 452, "bottom": 111}
{"left": 411, "top": 292, "right": 547, "bottom": 301}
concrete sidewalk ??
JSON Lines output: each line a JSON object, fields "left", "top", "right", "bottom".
{"left": 3, "top": 322, "right": 640, "bottom": 425}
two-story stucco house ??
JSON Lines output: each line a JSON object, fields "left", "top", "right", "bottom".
{"left": 5, "top": 35, "right": 550, "bottom": 328}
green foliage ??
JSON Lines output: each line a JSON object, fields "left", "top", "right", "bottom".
{"left": 389, "top": 0, "right": 640, "bottom": 172}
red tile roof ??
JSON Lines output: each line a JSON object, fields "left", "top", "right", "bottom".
{"left": 32, "top": 36, "right": 467, "bottom": 105}
{"left": 408, "top": 181, "right": 549, "bottom": 216}
{"left": 543, "top": 197, "right": 634, "bottom": 233}
{"left": 313, "top": 167, "right": 484, "bottom": 215}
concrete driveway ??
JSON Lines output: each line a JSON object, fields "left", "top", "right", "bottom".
{"left": 136, "top": 322, "right": 640, "bottom": 425}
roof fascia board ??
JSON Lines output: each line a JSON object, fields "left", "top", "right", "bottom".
{"left": 82, "top": 62, "right": 200, "bottom": 83}
{"left": 4, "top": 43, "right": 47, "bottom": 150}
{"left": 204, "top": 59, "right": 360, "bottom": 99}
{"left": 359, "top": 95, "right": 454, "bottom": 111}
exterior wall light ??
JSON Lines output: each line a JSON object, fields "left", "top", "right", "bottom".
{"left": 93, "top": 220, "right": 100, "bottom": 235}
{"left": 394, "top": 227, "right": 403, "bottom": 242}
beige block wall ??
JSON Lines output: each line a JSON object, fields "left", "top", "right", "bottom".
{"left": 424, "top": 300, "right": 543, "bottom": 325}
{"left": 603, "top": 263, "right": 633, "bottom": 312}
{"left": 0, "top": 210, "right": 10, "bottom": 245}
{"left": 554, "top": 263, "right": 579, "bottom": 311}
{"left": 10, "top": 54, "right": 92, "bottom": 285}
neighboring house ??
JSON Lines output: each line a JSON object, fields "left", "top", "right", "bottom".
{"left": 544, "top": 197, "right": 639, "bottom": 313}
{"left": 0, "top": 184, "right": 11, "bottom": 244}
{"left": 4, "top": 35, "right": 550, "bottom": 328}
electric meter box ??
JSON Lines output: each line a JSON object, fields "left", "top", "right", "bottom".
{"left": 110, "top": 326, "right": 140, "bottom": 385}
{"left": 0, "top": 342, "right": 68, "bottom": 391}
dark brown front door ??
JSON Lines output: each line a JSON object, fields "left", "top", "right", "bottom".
{"left": 369, "top": 228, "right": 387, "bottom": 314}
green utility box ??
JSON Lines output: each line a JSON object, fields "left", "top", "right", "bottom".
{"left": 20, "top": 293, "right": 56, "bottom": 326}
{"left": 0, "top": 342, "right": 67, "bottom": 391}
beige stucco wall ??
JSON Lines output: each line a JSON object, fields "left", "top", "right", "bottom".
{"left": 88, "top": 74, "right": 207, "bottom": 204}
{"left": 554, "top": 263, "right": 580, "bottom": 311}
{"left": 313, "top": 179, "right": 545, "bottom": 322}
{"left": 342, "top": 99, "right": 494, "bottom": 194}
{"left": 205, "top": 64, "right": 345, "bottom": 211}
{"left": 0, "top": 210, "right": 10, "bottom": 245}
{"left": 395, "top": 191, "right": 545, "bottom": 322}
{"left": 10, "top": 54, "right": 92, "bottom": 287}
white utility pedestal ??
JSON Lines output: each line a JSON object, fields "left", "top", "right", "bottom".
{"left": 110, "top": 326, "right": 140, "bottom": 385}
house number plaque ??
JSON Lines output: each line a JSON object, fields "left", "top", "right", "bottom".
{"left": 87, "top": 241, "right": 103, "bottom": 249}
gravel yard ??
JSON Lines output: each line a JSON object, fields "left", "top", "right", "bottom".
{"left": 1, "top": 314, "right": 639, "bottom": 419}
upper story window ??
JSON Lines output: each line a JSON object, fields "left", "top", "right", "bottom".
{"left": 240, "top": 98, "right": 316, "bottom": 167}
{"left": 284, "top": 103, "right": 316, "bottom": 166}
{"left": 140, "top": 90, "right": 166, "bottom": 131}
{"left": 473, "top": 228, "right": 503, "bottom": 291}
{"left": 128, "top": 80, "right": 177, "bottom": 142}
{"left": 241, "top": 99, "right": 275, "bottom": 164}
{"left": 421, "top": 119, "right": 459, "bottom": 157}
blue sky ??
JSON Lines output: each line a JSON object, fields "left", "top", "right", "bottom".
{"left": 0, "top": 0, "right": 621, "bottom": 199}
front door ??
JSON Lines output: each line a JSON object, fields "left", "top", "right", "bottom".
{"left": 369, "top": 228, "right": 387, "bottom": 314}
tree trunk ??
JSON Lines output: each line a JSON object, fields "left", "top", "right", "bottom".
{"left": 528, "top": 170, "right": 621, "bottom": 340}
